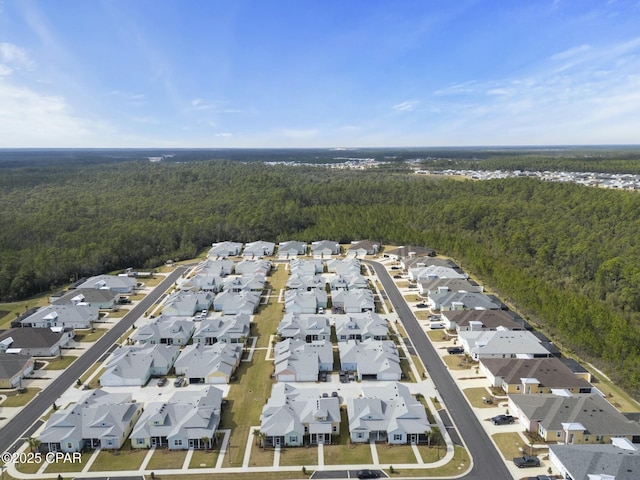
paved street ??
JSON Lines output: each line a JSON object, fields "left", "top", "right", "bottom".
{"left": 0, "top": 267, "right": 187, "bottom": 455}
{"left": 365, "top": 260, "right": 514, "bottom": 480}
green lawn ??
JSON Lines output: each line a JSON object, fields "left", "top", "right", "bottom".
{"left": 442, "top": 354, "right": 474, "bottom": 371}
{"left": 1, "top": 387, "right": 41, "bottom": 407}
{"left": 146, "top": 448, "right": 188, "bottom": 470}
{"left": 426, "top": 330, "right": 449, "bottom": 342}
{"left": 74, "top": 328, "right": 108, "bottom": 342}
{"left": 188, "top": 449, "right": 220, "bottom": 468}
{"left": 463, "top": 387, "right": 496, "bottom": 409}
{"left": 376, "top": 444, "right": 418, "bottom": 464}
{"left": 323, "top": 409, "right": 374, "bottom": 465}
{"left": 44, "top": 452, "right": 93, "bottom": 473}
{"left": 89, "top": 442, "right": 147, "bottom": 471}
{"left": 279, "top": 446, "right": 319, "bottom": 467}
{"left": 45, "top": 355, "right": 77, "bottom": 370}
{"left": 492, "top": 432, "right": 531, "bottom": 460}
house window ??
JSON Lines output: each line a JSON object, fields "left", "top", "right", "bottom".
{"left": 596, "top": 435, "right": 603, "bottom": 442}
{"left": 515, "top": 385, "right": 521, "bottom": 391}
{"left": 393, "top": 434, "right": 403, "bottom": 441}
{"left": 175, "top": 439, "right": 183, "bottom": 446}
{"left": 136, "top": 438, "right": 145, "bottom": 445}
{"left": 66, "top": 442, "right": 73, "bottom": 449}
{"left": 556, "top": 431, "right": 562, "bottom": 438}
{"left": 106, "top": 440, "right": 114, "bottom": 446}
{"left": 584, "top": 435, "right": 589, "bottom": 442}
{"left": 290, "top": 436, "right": 298, "bottom": 443}
{"left": 358, "top": 433, "right": 364, "bottom": 438}
{"left": 333, "top": 425, "right": 338, "bottom": 433}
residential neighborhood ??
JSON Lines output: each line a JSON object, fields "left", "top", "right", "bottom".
{"left": 0, "top": 240, "right": 639, "bottom": 480}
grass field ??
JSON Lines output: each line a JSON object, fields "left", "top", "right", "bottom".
{"left": 463, "top": 387, "right": 495, "bottom": 408}
{"left": 74, "top": 327, "right": 108, "bottom": 342}
{"left": 279, "top": 446, "right": 319, "bottom": 467}
{"left": 1, "top": 387, "right": 41, "bottom": 407}
{"left": 376, "top": 444, "right": 419, "bottom": 464}
{"left": 146, "top": 448, "right": 189, "bottom": 470}
{"left": 89, "top": 442, "right": 147, "bottom": 471}
{"left": 188, "top": 449, "right": 220, "bottom": 468}
{"left": 44, "top": 452, "right": 93, "bottom": 473}
{"left": 44, "top": 355, "right": 77, "bottom": 370}
{"left": 492, "top": 432, "right": 530, "bottom": 460}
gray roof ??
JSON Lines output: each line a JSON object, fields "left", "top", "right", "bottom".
{"left": 428, "top": 290, "right": 501, "bottom": 310}
{"left": 513, "top": 394, "right": 640, "bottom": 437}
{"left": 76, "top": 275, "right": 137, "bottom": 291}
{"left": 53, "top": 288, "right": 118, "bottom": 305}
{"left": 0, "top": 328, "right": 65, "bottom": 350}
{"left": 0, "top": 353, "right": 32, "bottom": 378}
{"left": 550, "top": 443, "right": 640, "bottom": 480}
{"left": 481, "top": 357, "right": 593, "bottom": 390}
{"left": 444, "top": 309, "right": 523, "bottom": 330}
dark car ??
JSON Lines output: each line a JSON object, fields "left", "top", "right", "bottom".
{"left": 514, "top": 455, "right": 541, "bottom": 468}
{"left": 174, "top": 377, "right": 184, "bottom": 387}
{"left": 393, "top": 274, "right": 402, "bottom": 279}
{"left": 415, "top": 303, "right": 427, "bottom": 308}
{"left": 447, "top": 346, "right": 464, "bottom": 354}
{"left": 491, "top": 414, "right": 515, "bottom": 425}
{"left": 157, "top": 377, "right": 167, "bottom": 386}
{"left": 357, "top": 470, "right": 380, "bottom": 479}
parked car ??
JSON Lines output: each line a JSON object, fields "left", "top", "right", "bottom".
{"left": 357, "top": 470, "right": 380, "bottom": 479}
{"left": 157, "top": 377, "right": 167, "bottom": 386}
{"left": 393, "top": 275, "right": 402, "bottom": 279}
{"left": 415, "top": 303, "right": 427, "bottom": 308}
{"left": 174, "top": 377, "right": 184, "bottom": 387}
{"left": 447, "top": 346, "right": 464, "bottom": 354}
{"left": 339, "top": 372, "right": 347, "bottom": 383}
{"left": 331, "top": 391, "right": 339, "bottom": 398}
{"left": 491, "top": 414, "right": 515, "bottom": 425}
{"left": 514, "top": 455, "right": 541, "bottom": 468}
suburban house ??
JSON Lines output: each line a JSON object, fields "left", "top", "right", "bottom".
{"left": 509, "top": 393, "right": 640, "bottom": 444}
{"left": 52, "top": 288, "right": 119, "bottom": 310}
{"left": 99, "top": 344, "right": 180, "bottom": 386}
{"left": 346, "top": 240, "right": 380, "bottom": 258}
{"left": 277, "top": 314, "right": 331, "bottom": 342}
{"left": 407, "top": 265, "right": 467, "bottom": 282}
{"left": 480, "top": 357, "right": 594, "bottom": 395}
{"left": 347, "top": 383, "right": 430, "bottom": 444}
{"left": 235, "top": 259, "right": 272, "bottom": 276}
{"left": 0, "top": 353, "right": 34, "bottom": 388}
{"left": 260, "top": 383, "right": 341, "bottom": 447}
{"left": 207, "top": 241, "right": 243, "bottom": 258}
{"left": 383, "top": 245, "right": 435, "bottom": 261}
{"left": 329, "top": 273, "right": 368, "bottom": 291}
{"left": 338, "top": 339, "right": 402, "bottom": 381}
{"left": 289, "top": 258, "right": 324, "bottom": 276}
{"left": 286, "top": 273, "right": 326, "bottom": 291}
{"left": 284, "top": 289, "right": 328, "bottom": 314}
{"left": 193, "top": 314, "right": 251, "bottom": 345}
{"left": 179, "top": 273, "right": 224, "bottom": 293}
{"left": 311, "top": 240, "right": 340, "bottom": 258}
{"left": 549, "top": 441, "right": 640, "bottom": 480}
{"left": 223, "top": 274, "right": 266, "bottom": 293}
{"left": 334, "top": 312, "right": 388, "bottom": 341}
{"left": 274, "top": 339, "right": 333, "bottom": 382}
{"left": 76, "top": 275, "right": 137, "bottom": 294}
{"left": 132, "top": 318, "right": 195, "bottom": 346}
{"left": 174, "top": 343, "right": 242, "bottom": 384}
{"left": 326, "top": 258, "right": 361, "bottom": 276}
{"left": 243, "top": 240, "right": 275, "bottom": 258}
{"left": 278, "top": 241, "right": 308, "bottom": 259}
{"left": 458, "top": 329, "right": 552, "bottom": 361}
{"left": 426, "top": 289, "right": 502, "bottom": 311}
{"left": 401, "top": 256, "right": 454, "bottom": 271}
{"left": 38, "top": 390, "right": 143, "bottom": 452}
{"left": 417, "top": 278, "right": 482, "bottom": 297}
{"left": 14, "top": 304, "right": 99, "bottom": 329}
{"left": 331, "top": 289, "right": 375, "bottom": 313}
{"left": 162, "top": 292, "right": 213, "bottom": 317}
{"left": 213, "top": 291, "right": 260, "bottom": 315}
{"left": 194, "top": 259, "right": 235, "bottom": 277}
{"left": 131, "top": 386, "right": 223, "bottom": 450}
{"left": 0, "top": 328, "right": 73, "bottom": 357}
{"left": 441, "top": 309, "right": 524, "bottom": 332}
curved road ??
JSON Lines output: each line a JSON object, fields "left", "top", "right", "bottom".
{"left": 366, "top": 260, "right": 514, "bottom": 480}
{"left": 0, "top": 267, "right": 187, "bottom": 455}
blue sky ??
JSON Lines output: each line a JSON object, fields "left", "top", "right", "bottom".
{"left": 1, "top": 0, "right": 639, "bottom": 148}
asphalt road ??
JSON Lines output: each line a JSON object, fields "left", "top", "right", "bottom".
{"left": 0, "top": 267, "right": 187, "bottom": 455}
{"left": 365, "top": 260, "right": 514, "bottom": 480}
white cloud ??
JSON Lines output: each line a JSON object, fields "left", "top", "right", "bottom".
{"left": 393, "top": 100, "right": 418, "bottom": 111}
{"left": 0, "top": 65, "right": 12, "bottom": 76}
{"left": 550, "top": 44, "right": 591, "bottom": 61}
{"left": 0, "top": 42, "right": 34, "bottom": 69}
{"left": 215, "top": 132, "right": 232, "bottom": 137}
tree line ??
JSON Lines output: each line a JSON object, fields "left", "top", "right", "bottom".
{"left": 1, "top": 159, "right": 640, "bottom": 396}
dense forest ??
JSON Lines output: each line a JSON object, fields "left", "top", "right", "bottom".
{"left": 1, "top": 154, "right": 640, "bottom": 396}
